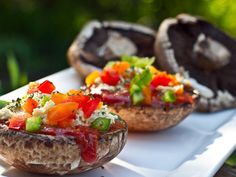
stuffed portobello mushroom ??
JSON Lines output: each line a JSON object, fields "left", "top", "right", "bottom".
{"left": 0, "top": 80, "right": 127, "bottom": 175}
{"left": 84, "top": 56, "right": 199, "bottom": 131}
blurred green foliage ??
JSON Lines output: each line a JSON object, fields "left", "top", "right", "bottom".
{"left": 0, "top": 0, "right": 236, "bottom": 95}
{"left": 226, "top": 151, "right": 236, "bottom": 167}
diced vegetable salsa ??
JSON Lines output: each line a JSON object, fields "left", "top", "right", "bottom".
{"left": 86, "top": 55, "right": 197, "bottom": 107}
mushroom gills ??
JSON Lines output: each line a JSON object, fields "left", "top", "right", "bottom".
{"left": 192, "top": 33, "right": 231, "bottom": 71}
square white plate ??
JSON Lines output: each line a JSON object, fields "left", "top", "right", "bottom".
{"left": 0, "top": 68, "right": 235, "bottom": 177}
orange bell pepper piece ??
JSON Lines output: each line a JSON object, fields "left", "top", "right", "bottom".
{"left": 175, "top": 85, "right": 184, "bottom": 95}
{"left": 112, "top": 61, "right": 130, "bottom": 75}
{"left": 67, "top": 89, "right": 83, "bottom": 96}
{"left": 142, "top": 86, "right": 152, "bottom": 105}
{"left": 22, "top": 98, "right": 38, "bottom": 114}
{"left": 47, "top": 102, "right": 78, "bottom": 127}
{"left": 85, "top": 71, "right": 100, "bottom": 86}
{"left": 51, "top": 93, "right": 68, "bottom": 104}
{"left": 96, "top": 101, "right": 103, "bottom": 110}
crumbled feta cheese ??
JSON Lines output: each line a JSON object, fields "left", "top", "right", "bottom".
{"left": 157, "top": 84, "right": 184, "bottom": 93}
{"left": 0, "top": 108, "right": 14, "bottom": 120}
{"left": 73, "top": 105, "right": 118, "bottom": 126}
{"left": 90, "top": 84, "right": 116, "bottom": 94}
{"left": 73, "top": 109, "right": 86, "bottom": 126}
{"left": 32, "top": 100, "right": 55, "bottom": 119}
{"left": 88, "top": 105, "right": 118, "bottom": 124}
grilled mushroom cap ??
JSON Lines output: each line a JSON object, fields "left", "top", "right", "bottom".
{"left": 155, "top": 14, "right": 236, "bottom": 112}
{"left": 108, "top": 86, "right": 199, "bottom": 131}
{"left": 67, "top": 20, "right": 155, "bottom": 78}
{"left": 0, "top": 120, "right": 127, "bottom": 175}
{"left": 109, "top": 101, "right": 197, "bottom": 132}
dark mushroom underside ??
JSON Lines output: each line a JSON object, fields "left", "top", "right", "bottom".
{"left": 155, "top": 14, "right": 236, "bottom": 112}
{"left": 68, "top": 21, "right": 156, "bottom": 78}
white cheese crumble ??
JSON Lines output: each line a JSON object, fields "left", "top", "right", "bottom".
{"left": 90, "top": 84, "right": 116, "bottom": 95}
{"left": 73, "top": 105, "right": 118, "bottom": 126}
{"left": 32, "top": 100, "right": 55, "bottom": 120}
{"left": 0, "top": 107, "right": 14, "bottom": 120}
{"left": 157, "top": 84, "right": 184, "bottom": 93}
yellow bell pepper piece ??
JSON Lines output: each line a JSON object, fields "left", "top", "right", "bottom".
{"left": 149, "top": 66, "right": 161, "bottom": 75}
{"left": 85, "top": 71, "right": 101, "bottom": 86}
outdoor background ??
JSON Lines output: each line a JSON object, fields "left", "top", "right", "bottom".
{"left": 0, "top": 0, "right": 235, "bottom": 95}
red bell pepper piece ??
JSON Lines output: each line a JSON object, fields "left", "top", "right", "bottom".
{"left": 150, "top": 75, "right": 172, "bottom": 89}
{"left": 100, "top": 69, "right": 120, "bottom": 86}
{"left": 77, "top": 95, "right": 91, "bottom": 108}
{"left": 38, "top": 80, "right": 56, "bottom": 94}
{"left": 82, "top": 98, "right": 100, "bottom": 118}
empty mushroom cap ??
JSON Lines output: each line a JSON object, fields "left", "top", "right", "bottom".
{"left": 68, "top": 20, "right": 156, "bottom": 78}
{"left": 155, "top": 14, "right": 236, "bottom": 112}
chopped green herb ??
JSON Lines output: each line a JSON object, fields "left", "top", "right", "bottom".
{"left": 0, "top": 100, "right": 9, "bottom": 109}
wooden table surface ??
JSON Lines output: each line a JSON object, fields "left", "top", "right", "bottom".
{"left": 215, "top": 164, "right": 236, "bottom": 177}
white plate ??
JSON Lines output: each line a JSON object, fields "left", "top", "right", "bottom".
{"left": 0, "top": 68, "right": 235, "bottom": 177}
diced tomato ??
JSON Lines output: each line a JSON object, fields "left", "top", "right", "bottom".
{"left": 27, "top": 82, "right": 39, "bottom": 94}
{"left": 100, "top": 69, "right": 120, "bottom": 86}
{"left": 82, "top": 98, "right": 100, "bottom": 118}
{"left": 150, "top": 74, "right": 172, "bottom": 89}
{"left": 22, "top": 98, "right": 38, "bottom": 114}
{"left": 8, "top": 113, "right": 31, "bottom": 130}
{"left": 38, "top": 80, "right": 56, "bottom": 94}
{"left": 47, "top": 102, "right": 79, "bottom": 128}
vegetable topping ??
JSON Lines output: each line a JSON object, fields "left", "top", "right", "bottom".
{"left": 0, "top": 80, "right": 123, "bottom": 163}
{"left": 86, "top": 55, "right": 197, "bottom": 107}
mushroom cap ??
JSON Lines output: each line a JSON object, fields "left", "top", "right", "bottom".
{"left": 0, "top": 120, "right": 127, "bottom": 175}
{"left": 155, "top": 14, "right": 236, "bottom": 112}
{"left": 109, "top": 99, "right": 198, "bottom": 132}
{"left": 67, "top": 20, "right": 156, "bottom": 78}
